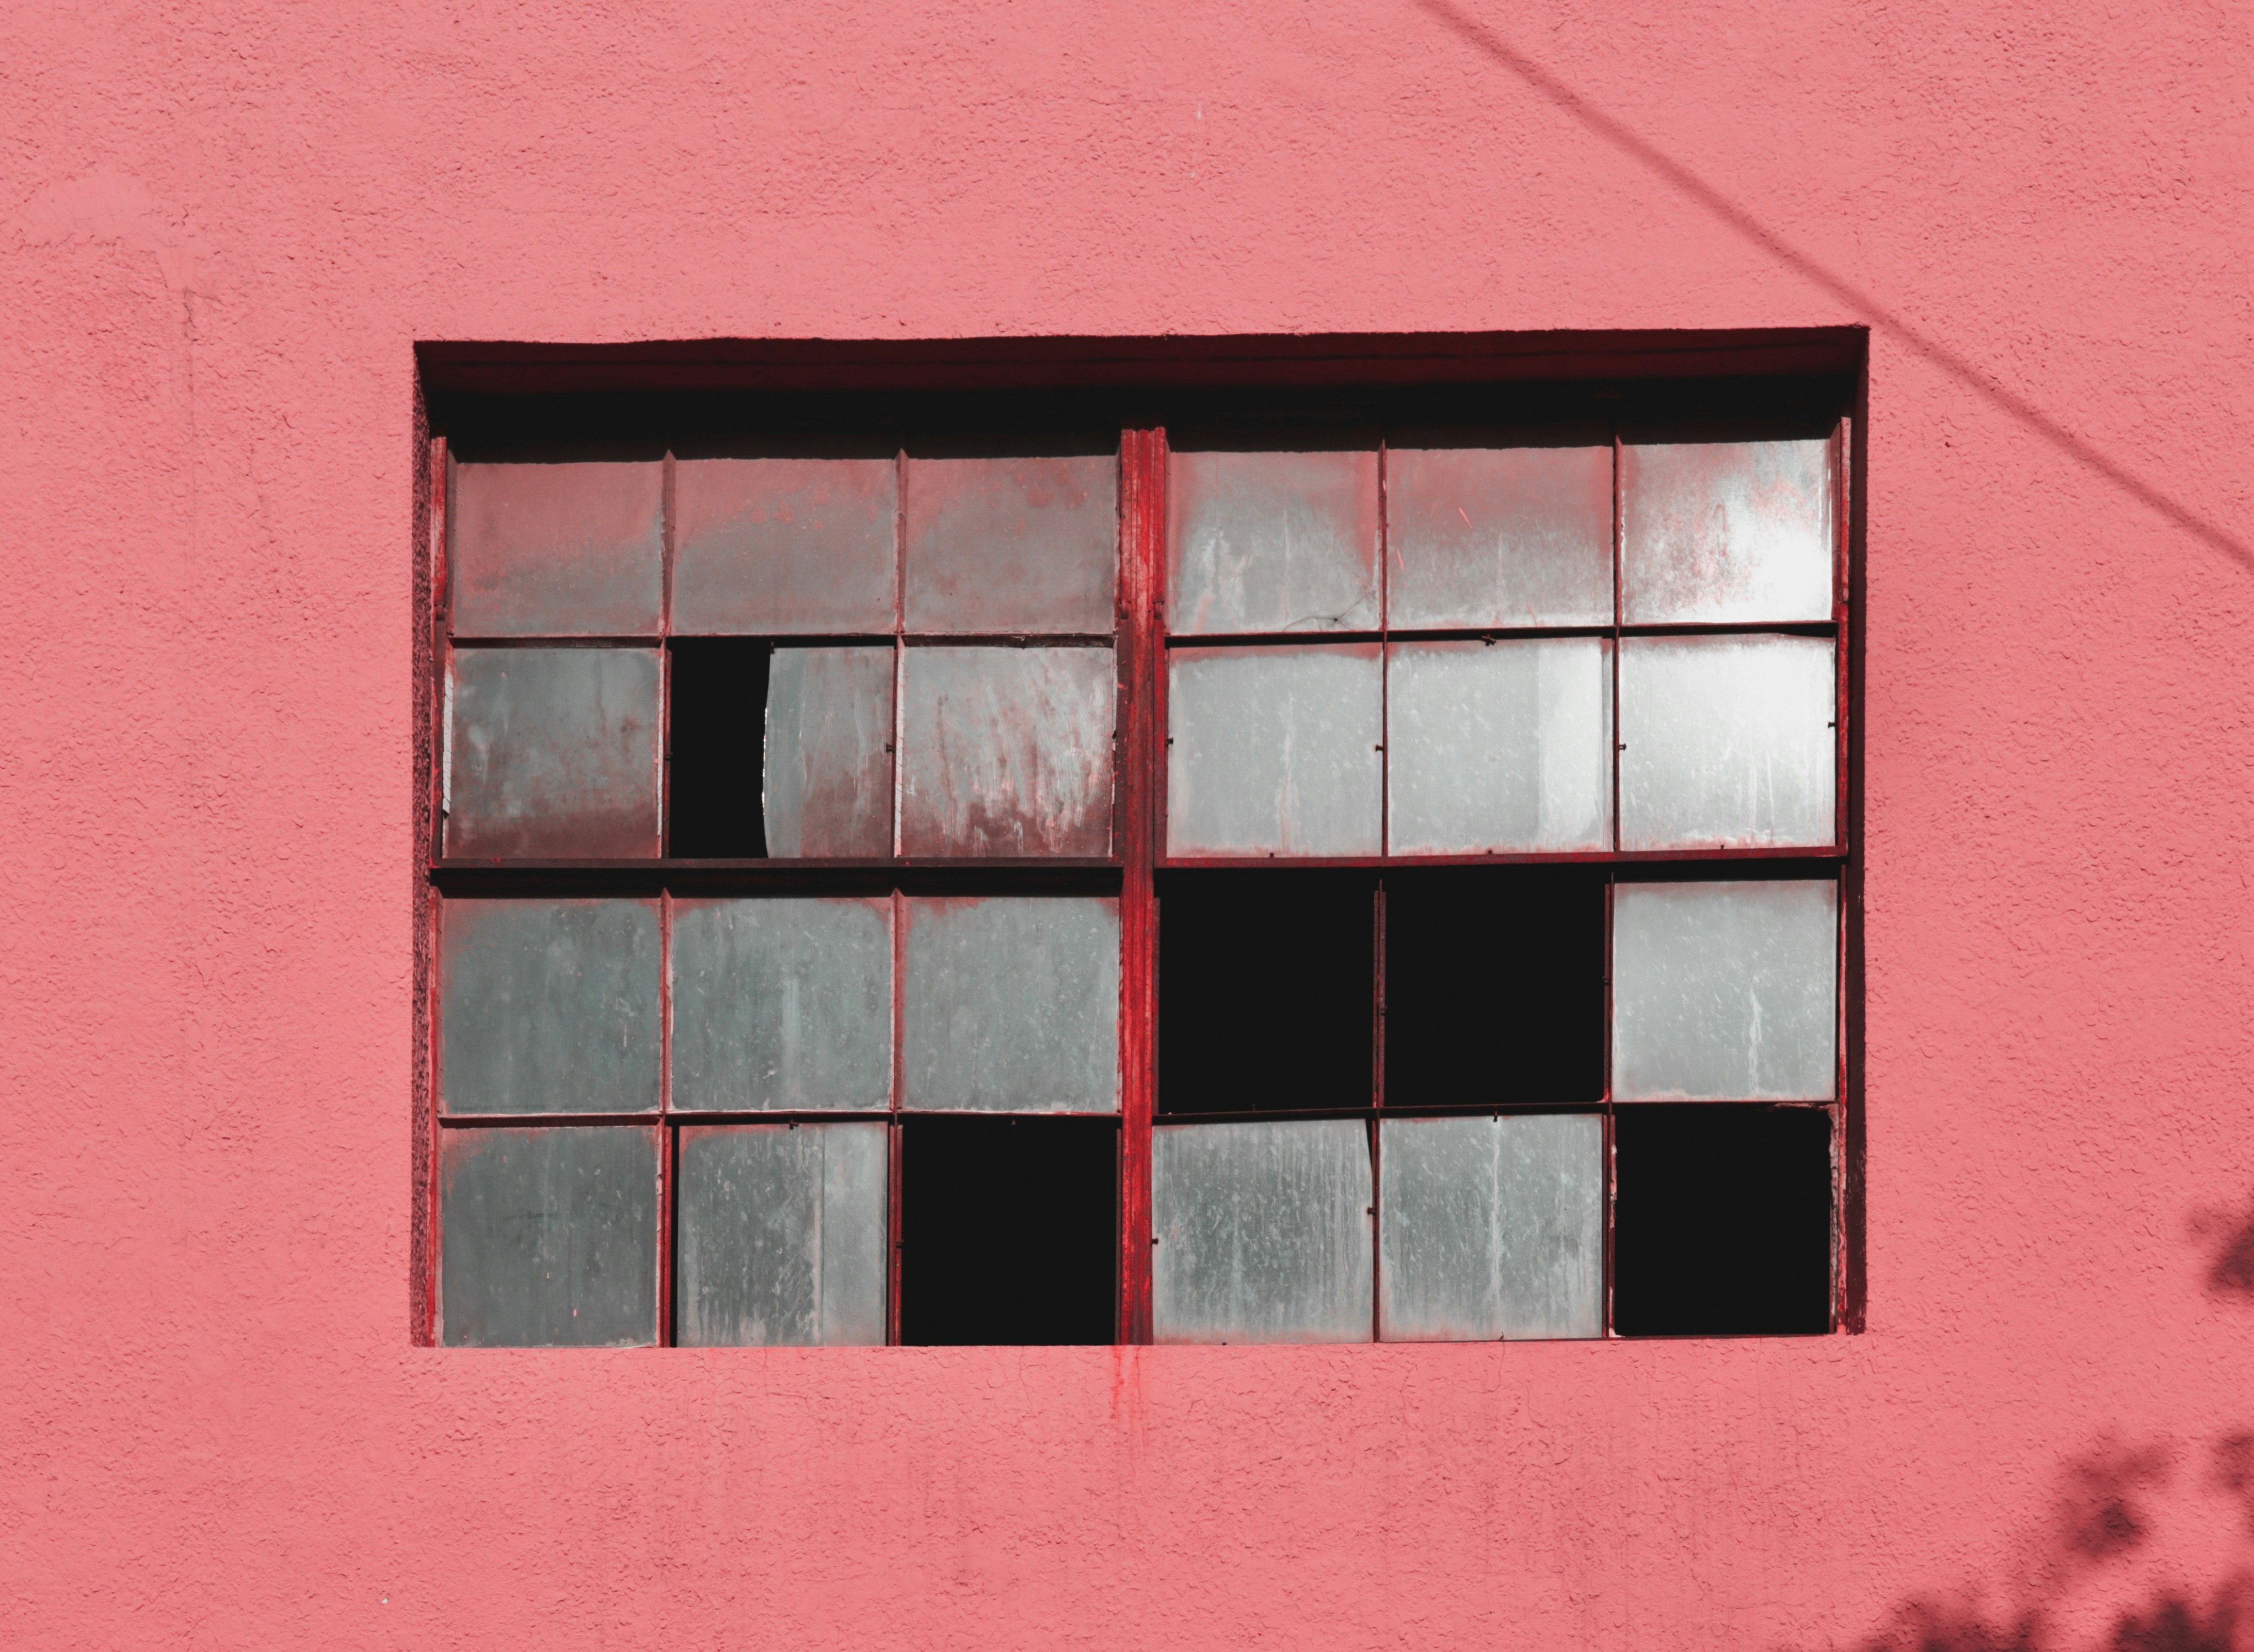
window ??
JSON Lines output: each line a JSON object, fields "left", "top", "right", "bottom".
{"left": 418, "top": 367, "right": 1854, "bottom": 1347}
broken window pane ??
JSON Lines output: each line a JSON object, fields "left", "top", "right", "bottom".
{"left": 763, "top": 645, "right": 896, "bottom": 859}
{"left": 1378, "top": 1114, "right": 1602, "bottom": 1341}
{"left": 1386, "top": 442, "right": 1614, "bottom": 629}
{"left": 1152, "top": 1120, "right": 1373, "bottom": 1343}
{"left": 445, "top": 646, "right": 662, "bottom": 859}
{"left": 1621, "top": 436, "right": 1835, "bottom": 624}
{"left": 667, "top": 639, "right": 769, "bottom": 859}
{"left": 1167, "top": 448, "right": 1379, "bottom": 634}
{"left": 1618, "top": 635, "right": 1836, "bottom": 850}
{"left": 675, "top": 1122, "right": 889, "bottom": 1347}
{"left": 1613, "top": 1104, "right": 1833, "bottom": 1336}
{"left": 1167, "top": 643, "right": 1381, "bottom": 856}
{"left": 670, "top": 897, "right": 893, "bottom": 1112}
{"left": 672, "top": 457, "right": 898, "bottom": 635}
{"left": 1386, "top": 637, "right": 1612, "bottom": 854}
{"left": 902, "top": 454, "right": 1118, "bottom": 634}
{"left": 1613, "top": 879, "right": 1838, "bottom": 1100}
{"left": 899, "top": 1116, "right": 1117, "bottom": 1345}
{"left": 898, "top": 646, "right": 1115, "bottom": 857}
{"left": 439, "top": 1125, "right": 659, "bottom": 1346}
{"left": 449, "top": 461, "right": 664, "bottom": 637}
{"left": 901, "top": 896, "right": 1120, "bottom": 1112}
{"left": 440, "top": 898, "right": 662, "bottom": 1115}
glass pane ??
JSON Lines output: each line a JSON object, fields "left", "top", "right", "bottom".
{"left": 1387, "top": 638, "right": 1611, "bottom": 854}
{"left": 1387, "top": 444, "right": 1613, "bottom": 628}
{"left": 670, "top": 898, "right": 892, "bottom": 1111}
{"left": 902, "top": 896, "right": 1120, "bottom": 1112}
{"left": 1168, "top": 449, "right": 1379, "bottom": 634}
{"left": 440, "top": 898, "right": 661, "bottom": 1115}
{"left": 899, "top": 646, "right": 1115, "bottom": 857}
{"left": 1621, "top": 437, "right": 1835, "bottom": 624}
{"left": 439, "top": 1126, "right": 659, "bottom": 1346}
{"left": 1618, "top": 635, "right": 1835, "bottom": 850}
{"left": 449, "top": 461, "right": 664, "bottom": 637}
{"left": 1152, "top": 1120, "right": 1372, "bottom": 1343}
{"left": 902, "top": 454, "right": 1118, "bottom": 634}
{"left": 673, "top": 457, "right": 897, "bottom": 635}
{"left": 763, "top": 645, "right": 896, "bottom": 859}
{"left": 445, "top": 646, "right": 662, "bottom": 859}
{"left": 1378, "top": 1114, "right": 1602, "bottom": 1341}
{"left": 1167, "top": 643, "right": 1381, "bottom": 856}
{"left": 676, "top": 1122, "right": 889, "bottom": 1347}
{"left": 1613, "top": 880, "right": 1838, "bottom": 1100}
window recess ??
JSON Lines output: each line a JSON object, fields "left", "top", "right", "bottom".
{"left": 422, "top": 377, "right": 1856, "bottom": 1347}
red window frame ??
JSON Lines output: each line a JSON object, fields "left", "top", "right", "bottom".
{"left": 410, "top": 329, "right": 1867, "bottom": 1347}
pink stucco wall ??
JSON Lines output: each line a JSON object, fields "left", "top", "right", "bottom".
{"left": 7, "top": 3, "right": 2254, "bottom": 1646}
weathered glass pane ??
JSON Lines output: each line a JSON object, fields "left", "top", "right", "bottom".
{"left": 1152, "top": 1120, "right": 1372, "bottom": 1343}
{"left": 1614, "top": 879, "right": 1838, "bottom": 1100}
{"left": 1378, "top": 1114, "right": 1603, "bottom": 1341}
{"left": 1167, "top": 644, "right": 1380, "bottom": 856}
{"left": 902, "top": 896, "right": 1120, "bottom": 1112}
{"left": 440, "top": 898, "right": 661, "bottom": 1115}
{"left": 1618, "top": 635, "right": 1836, "bottom": 850}
{"left": 450, "top": 461, "right": 664, "bottom": 637}
{"left": 1621, "top": 437, "right": 1835, "bottom": 624}
{"left": 1387, "top": 638, "right": 1612, "bottom": 854}
{"left": 673, "top": 457, "right": 898, "bottom": 635}
{"left": 670, "top": 898, "right": 893, "bottom": 1111}
{"left": 1387, "top": 444, "right": 1614, "bottom": 628}
{"left": 446, "top": 646, "right": 662, "bottom": 859}
{"left": 1168, "top": 449, "right": 1379, "bottom": 634}
{"left": 676, "top": 1122, "right": 889, "bottom": 1347}
{"left": 902, "top": 454, "right": 1118, "bottom": 633}
{"left": 764, "top": 645, "right": 896, "bottom": 858}
{"left": 899, "top": 646, "right": 1115, "bottom": 857}
{"left": 439, "top": 1126, "right": 659, "bottom": 1347}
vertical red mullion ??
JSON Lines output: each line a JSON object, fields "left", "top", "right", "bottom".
{"left": 889, "top": 891, "right": 906, "bottom": 1346}
{"left": 423, "top": 437, "right": 450, "bottom": 1345}
{"left": 1604, "top": 425, "right": 1623, "bottom": 1336}
{"left": 1831, "top": 416, "right": 1853, "bottom": 1330}
{"left": 655, "top": 454, "right": 677, "bottom": 1345}
{"left": 1118, "top": 427, "right": 1163, "bottom": 1345}
{"left": 889, "top": 444, "right": 908, "bottom": 1344}
{"left": 1370, "top": 436, "right": 1389, "bottom": 1341}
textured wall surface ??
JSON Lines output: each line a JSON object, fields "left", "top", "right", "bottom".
{"left": 6, "top": 2, "right": 2254, "bottom": 1646}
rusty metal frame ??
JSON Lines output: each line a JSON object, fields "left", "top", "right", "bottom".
{"left": 417, "top": 333, "right": 1865, "bottom": 1349}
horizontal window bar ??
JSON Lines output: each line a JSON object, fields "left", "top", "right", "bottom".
{"left": 1156, "top": 846, "right": 1844, "bottom": 870}
{"left": 1162, "top": 621, "right": 1840, "bottom": 646}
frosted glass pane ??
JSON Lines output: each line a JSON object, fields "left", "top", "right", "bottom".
{"left": 903, "top": 897, "right": 1120, "bottom": 1112}
{"left": 450, "top": 461, "right": 664, "bottom": 637}
{"left": 1387, "top": 445, "right": 1614, "bottom": 628}
{"left": 673, "top": 457, "right": 897, "bottom": 635}
{"left": 1168, "top": 449, "right": 1379, "bottom": 634}
{"left": 1622, "top": 438, "right": 1835, "bottom": 624}
{"left": 903, "top": 454, "right": 1118, "bottom": 633}
{"left": 763, "top": 645, "right": 895, "bottom": 858}
{"left": 1379, "top": 1114, "right": 1602, "bottom": 1341}
{"left": 899, "top": 647, "right": 1115, "bottom": 857}
{"left": 440, "top": 898, "right": 661, "bottom": 1115}
{"left": 1614, "top": 880, "right": 1838, "bottom": 1100}
{"left": 1167, "top": 643, "right": 1381, "bottom": 856}
{"left": 1387, "top": 638, "right": 1611, "bottom": 854}
{"left": 670, "top": 898, "right": 892, "bottom": 1111}
{"left": 1153, "top": 1120, "right": 1373, "bottom": 1343}
{"left": 446, "top": 646, "right": 662, "bottom": 858}
{"left": 439, "top": 1126, "right": 659, "bottom": 1347}
{"left": 1618, "top": 635, "right": 1835, "bottom": 850}
{"left": 676, "top": 1122, "right": 889, "bottom": 1347}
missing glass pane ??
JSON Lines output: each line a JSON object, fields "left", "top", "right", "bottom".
{"left": 1384, "top": 867, "right": 1604, "bottom": 1108}
{"left": 899, "top": 1116, "right": 1117, "bottom": 1345}
{"left": 667, "top": 639, "right": 769, "bottom": 859}
{"left": 1157, "top": 871, "right": 1372, "bottom": 1113}
{"left": 1612, "top": 1104, "right": 1833, "bottom": 1336}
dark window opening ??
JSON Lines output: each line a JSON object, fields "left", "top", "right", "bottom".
{"left": 1157, "top": 871, "right": 1374, "bottom": 1114}
{"left": 899, "top": 1116, "right": 1117, "bottom": 1345}
{"left": 1383, "top": 867, "right": 1605, "bottom": 1109}
{"left": 1613, "top": 1104, "right": 1833, "bottom": 1336}
{"left": 667, "top": 639, "right": 770, "bottom": 858}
